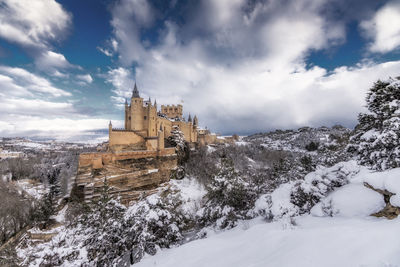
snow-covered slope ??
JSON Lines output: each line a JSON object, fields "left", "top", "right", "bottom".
{"left": 136, "top": 162, "right": 400, "bottom": 267}
{"left": 136, "top": 216, "right": 400, "bottom": 267}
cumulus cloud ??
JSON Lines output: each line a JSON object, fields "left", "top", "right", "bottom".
{"left": 76, "top": 74, "right": 93, "bottom": 84}
{"left": 105, "top": 67, "right": 136, "bottom": 105}
{"left": 0, "top": 0, "right": 71, "bottom": 48}
{"left": 361, "top": 1, "right": 400, "bottom": 53}
{"left": 110, "top": 0, "right": 154, "bottom": 65}
{"left": 0, "top": 65, "right": 71, "bottom": 97}
{"left": 35, "top": 50, "right": 75, "bottom": 71}
{"left": 0, "top": 115, "right": 123, "bottom": 141}
{"left": 105, "top": 0, "right": 400, "bottom": 134}
{"left": 0, "top": 65, "right": 112, "bottom": 140}
{"left": 0, "top": 0, "right": 77, "bottom": 72}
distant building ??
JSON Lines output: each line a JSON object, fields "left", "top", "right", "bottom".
{"left": 0, "top": 150, "right": 24, "bottom": 159}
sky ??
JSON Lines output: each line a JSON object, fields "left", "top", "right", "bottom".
{"left": 1, "top": 0, "right": 400, "bottom": 141}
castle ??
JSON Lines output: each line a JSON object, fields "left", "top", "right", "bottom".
{"left": 108, "top": 83, "right": 199, "bottom": 152}
{"left": 74, "top": 83, "right": 237, "bottom": 204}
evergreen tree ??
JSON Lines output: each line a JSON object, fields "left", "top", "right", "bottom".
{"left": 168, "top": 125, "right": 190, "bottom": 166}
{"left": 200, "top": 157, "right": 257, "bottom": 229}
{"left": 348, "top": 77, "right": 400, "bottom": 170}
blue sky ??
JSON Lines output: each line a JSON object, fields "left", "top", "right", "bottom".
{"left": 1, "top": 0, "right": 400, "bottom": 141}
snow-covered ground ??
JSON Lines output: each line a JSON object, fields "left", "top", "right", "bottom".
{"left": 15, "top": 179, "right": 48, "bottom": 199}
{"left": 136, "top": 215, "right": 400, "bottom": 267}
{"left": 136, "top": 162, "right": 400, "bottom": 267}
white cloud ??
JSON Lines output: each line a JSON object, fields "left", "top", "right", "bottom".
{"left": 76, "top": 74, "right": 93, "bottom": 84}
{"left": 106, "top": 67, "right": 135, "bottom": 103}
{"left": 0, "top": 65, "right": 116, "bottom": 140}
{"left": 35, "top": 50, "right": 75, "bottom": 71}
{"left": 110, "top": 0, "right": 154, "bottom": 64}
{"left": 0, "top": 115, "right": 123, "bottom": 141}
{"left": 0, "top": 65, "right": 71, "bottom": 97}
{"left": 98, "top": 46, "right": 113, "bottom": 57}
{"left": 361, "top": 1, "right": 400, "bottom": 53}
{"left": 109, "top": 0, "right": 379, "bottom": 134}
{"left": 0, "top": 0, "right": 71, "bottom": 48}
{"left": 0, "top": 0, "right": 78, "bottom": 73}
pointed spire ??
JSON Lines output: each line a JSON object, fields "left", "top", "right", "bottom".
{"left": 193, "top": 115, "right": 198, "bottom": 126}
{"left": 188, "top": 113, "right": 192, "bottom": 122}
{"left": 125, "top": 98, "right": 128, "bottom": 105}
{"left": 132, "top": 82, "right": 140, "bottom": 98}
{"left": 154, "top": 99, "right": 157, "bottom": 107}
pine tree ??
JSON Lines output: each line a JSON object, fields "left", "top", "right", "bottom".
{"left": 200, "top": 157, "right": 257, "bottom": 229}
{"left": 168, "top": 125, "right": 189, "bottom": 166}
{"left": 348, "top": 77, "right": 400, "bottom": 170}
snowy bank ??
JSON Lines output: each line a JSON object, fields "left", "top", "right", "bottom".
{"left": 136, "top": 216, "right": 400, "bottom": 267}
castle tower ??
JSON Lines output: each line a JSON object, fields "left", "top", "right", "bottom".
{"left": 124, "top": 98, "right": 129, "bottom": 130}
{"left": 108, "top": 120, "right": 113, "bottom": 140}
{"left": 146, "top": 97, "right": 157, "bottom": 137}
{"left": 193, "top": 115, "right": 198, "bottom": 127}
{"left": 157, "top": 125, "right": 164, "bottom": 151}
{"left": 130, "top": 83, "right": 144, "bottom": 131}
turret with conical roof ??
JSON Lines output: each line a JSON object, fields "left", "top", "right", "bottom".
{"left": 132, "top": 82, "right": 140, "bottom": 98}
{"left": 188, "top": 113, "right": 192, "bottom": 122}
{"left": 130, "top": 83, "right": 144, "bottom": 131}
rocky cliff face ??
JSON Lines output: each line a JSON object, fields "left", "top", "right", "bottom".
{"left": 74, "top": 149, "right": 178, "bottom": 205}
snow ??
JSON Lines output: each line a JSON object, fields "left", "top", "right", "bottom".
{"left": 351, "top": 168, "right": 400, "bottom": 208}
{"left": 148, "top": 169, "right": 159, "bottom": 174}
{"left": 235, "top": 141, "right": 248, "bottom": 146}
{"left": 170, "top": 177, "right": 206, "bottom": 214}
{"left": 135, "top": 216, "right": 400, "bottom": 267}
{"left": 15, "top": 179, "right": 48, "bottom": 199}
{"left": 53, "top": 205, "right": 68, "bottom": 223}
{"left": 269, "top": 183, "right": 298, "bottom": 218}
{"left": 135, "top": 162, "right": 400, "bottom": 267}
{"left": 311, "top": 184, "right": 385, "bottom": 217}
{"left": 361, "top": 129, "right": 379, "bottom": 140}
{"left": 207, "top": 145, "right": 216, "bottom": 153}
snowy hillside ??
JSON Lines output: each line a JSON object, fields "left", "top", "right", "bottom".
{"left": 136, "top": 216, "right": 400, "bottom": 267}
{"left": 137, "top": 161, "right": 400, "bottom": 267}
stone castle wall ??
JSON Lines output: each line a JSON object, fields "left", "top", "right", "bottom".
{"left": 109, "top": 130, "right": 146, "bottom": 151}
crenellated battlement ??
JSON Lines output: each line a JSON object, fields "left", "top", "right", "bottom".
{"left": 160, "top": 104, "right": 183, "bottom": 119}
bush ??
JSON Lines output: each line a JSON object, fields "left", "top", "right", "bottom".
{"left": 348, "top": 77, "right": 400, "bottom": 170}
{"left": 199, "top": 157, "right": 257, "bottom": 229}
{"left": 305, "top": 141, "right": 319, "bottom": 151}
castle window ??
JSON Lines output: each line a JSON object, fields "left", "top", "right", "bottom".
{"left": 129, "top": 116, "right": 131, "bottom": 120}
{"left": 144, "top": 116, "right": 147, "bottom": 120}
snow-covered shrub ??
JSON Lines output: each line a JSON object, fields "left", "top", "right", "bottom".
{"left": 290, "top": 161, "right": 360, "bottom": 213}
{"left": 167, "top": 125, "right": 190, "bottom": 166}
{"left": 22, "top": 181, "right": 191, "bottom": 266}
{"left": 123, "top": 189, "right": 189, "bottom": 262}
{"left": 198, "top": 157, "right": 257, "bottom": 229}
{"left": 348, "top": 77, "right": 400, "bottom": 170}
{"left": 184, "top": 146, "right": 219, "bottom": 185}
{"left": 305, "top": 141, "right": 319, "bottom": 151}
{"left": 252, "top": 184, "right": 299, "bottom": 224}
{"left": 252, "top": 161, "right": 361, "bottom": 220}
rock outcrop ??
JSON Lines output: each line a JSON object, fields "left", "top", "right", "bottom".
{"left": 74, "top": 149, "right": 177, "bottom": 205}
